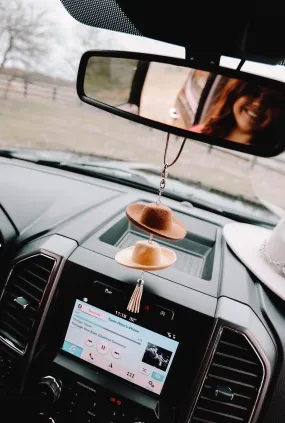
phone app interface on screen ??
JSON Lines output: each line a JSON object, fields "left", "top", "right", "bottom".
{"left": 62, "top": 300, "right": 179, "bottom": 394}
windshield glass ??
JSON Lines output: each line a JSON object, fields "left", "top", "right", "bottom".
{"left": 1, "top": 0, "right": 285, "bottom": 223}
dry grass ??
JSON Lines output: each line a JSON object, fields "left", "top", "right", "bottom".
{"left": 0, "top": 93, "right": 284, "bottom": 210}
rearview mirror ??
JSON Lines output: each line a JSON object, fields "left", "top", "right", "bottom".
{"left": 77, "top": 51, "right": 285, "bottom": 157}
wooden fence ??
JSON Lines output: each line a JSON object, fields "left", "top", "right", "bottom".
{"left": 1, "top": 73, "right": 285, "bottom": 174}
{"left": 0, "top": 74, "right": 80, "bottom": 106}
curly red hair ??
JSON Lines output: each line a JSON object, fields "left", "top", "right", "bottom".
{"left": 201, "top": 78, "right": 285, "bottom": 143}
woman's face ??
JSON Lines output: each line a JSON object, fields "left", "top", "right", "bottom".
{"left": 233, "top": 88, "right": 282, "bottom": 134}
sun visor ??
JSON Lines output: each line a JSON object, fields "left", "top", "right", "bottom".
{"left": 60, "top": 0, "right": 285, "bottom": 65}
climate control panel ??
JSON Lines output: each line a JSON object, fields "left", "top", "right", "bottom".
{"left": 54, "top": 379, "right": 144, "bottom": 422}
{"left": 39, "top": 377, "right": 159, "bottom": 423}
{"left": 35, "top": 354, "right": 167, "bottom": 423}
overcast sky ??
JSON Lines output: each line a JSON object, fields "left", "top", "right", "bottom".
{"left": 27, "top": 0, "right": 184, "bottom": 79}
{"left": 7, "top": 0, "right": 285, "bottom": 82}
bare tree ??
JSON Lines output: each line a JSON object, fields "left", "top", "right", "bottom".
{"left": 66, "top": 23, "right": 113, "bottom": 79}
{"left": 0, "top": 0, "right": 53, "bottom": 71}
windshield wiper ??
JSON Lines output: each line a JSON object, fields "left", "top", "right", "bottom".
{"left": 62, "top": 161, "right": 155, "bottom": 188}
{"left": 0, "top": 148, "right": 158, "bottom": 192}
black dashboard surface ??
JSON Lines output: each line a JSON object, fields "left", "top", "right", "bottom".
{"left": 0, "top": 158, "right": 273, "bottom": 311}
{"left": 0, "top": 156, "right": 279, "bottom": 321}
{"left": 0, "top": 156, "right": 284, "bottom": 422}
{"left": 0, "top": 159, "right": 122, "bottom": 238}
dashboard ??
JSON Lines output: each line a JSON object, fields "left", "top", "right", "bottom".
{"left": 0, "top": 156, "right": 284, "bottom": 423}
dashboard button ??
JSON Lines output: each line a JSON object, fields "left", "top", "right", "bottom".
{"left": 153, "top": 305, "right": 174, "bottom": 321}
{"left": 140, "top": 366, "right": 150, "bottom": 376}
{"left": 96, "top": 340, "right": 109, "bottom": 355}
{"left": 111, "top": 348, "right": 122, "bottom": 359}
{"left": 85, "top": 336, "right": 95, "bottom": 347}
{"left": 94, "top": 282, "right": 124, "bottom": 302}
{"left": 151, "top": 371, "right": 164, "bottom": 382}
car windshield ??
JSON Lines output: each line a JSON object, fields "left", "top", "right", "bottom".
{"left": 1, "top": 0, "right": 285, "bottom": 225}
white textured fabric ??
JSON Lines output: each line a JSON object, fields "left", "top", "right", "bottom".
{"left": 267, "top": 216, "right": 285, "bottom": 263}
{"left": 223, "top": 222, "right": 285, "bottom": 301}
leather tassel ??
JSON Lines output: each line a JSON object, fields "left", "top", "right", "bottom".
{"left": 127, "top": 277, "right": 144, "bottom": 313}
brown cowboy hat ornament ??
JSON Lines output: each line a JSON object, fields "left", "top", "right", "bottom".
{"left": 115, "top": 134, "right": 187, "bottom": 313}
{"left": 126, "top": 202, "right": 186, "bottom": 240}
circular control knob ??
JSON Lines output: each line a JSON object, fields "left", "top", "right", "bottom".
{"left": 37, "top": 376, "right": 62, "bottom": 406}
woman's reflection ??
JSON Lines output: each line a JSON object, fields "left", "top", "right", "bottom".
{"left": 191, "top": 79, "right": 285, "bottom": 145}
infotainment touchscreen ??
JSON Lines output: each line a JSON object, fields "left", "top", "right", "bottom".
{"left": 62, "top": 299, "right": 179, "bottom": 395}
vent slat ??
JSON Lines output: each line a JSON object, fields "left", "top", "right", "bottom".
{"left": 22, "top": 268, "right": 49, "bottom": 286}
{"left": 0, "top": 255, "right": 55, "bottom": 352}
{"left": 217, "top": 342, "right": 257, "bottom": 363}
{"left": 5, "top": 301, "right": 34, "bottom": 322}
{"left": 2, "top": 311, "right": 33, "bottom": 332}
{"left": 219, "top": 340, "right": 248, "bottom": 352}
{"left": 0, "top": 320, "right": 27, "bottom": 344}
{"left": 215, "top": 352, "right": 258, "bottom": 366}
{"left": 203, "top": 385, "right": 252, "bottom": 400}
{"left": 198, "top": 395, "right": 248, "bottom": 419}
{"left": 211, "top": 363, "right": 258, "bottom": 378}
{"left": 190, "top": 328, "right": 264, "bottom": 423}
{"left": 202, "top": 386, "right": 253, "bottom": 409}
{"left": 33, "top": 255, "right": 55, "bottom": 272}
{"left": 196, "top": 406, "right": 244, "bottom": 421}
{"left": 31, "top": 261, "right": 51, "bottom": 273}
{"left": 200, "top": 396, "right": 248, "bottom": 411}
{"left": 16, "top": 274, "right": 45, "bottom": 295}
{"left": 0, "top": 328, "right": 26, "bottom": 350}
{"left": 208, "top": 374, "right": 256, "bottom": 389}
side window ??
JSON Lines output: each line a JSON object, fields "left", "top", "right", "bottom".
{"left": 139, "top": 62, "right": 189, "bottom": 126}
{"left": 173, "top": 70, "right": 210, "bottom": 129}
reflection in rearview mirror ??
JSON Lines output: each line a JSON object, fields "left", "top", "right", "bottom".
{"left": 82, "top": 56, "right": 285, "bottom": 153}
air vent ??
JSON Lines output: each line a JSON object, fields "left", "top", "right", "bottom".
{"left": 0, "top": 254, "right": 56, "bottom": 353}
{"left": 190, "top": 327, "right": 264, "bottom": 423}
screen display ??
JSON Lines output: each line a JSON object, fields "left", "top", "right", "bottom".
{"left": 62, "top": 299, "right": 179, "bottom": 395}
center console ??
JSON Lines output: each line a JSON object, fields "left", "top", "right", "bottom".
{"left": 0, "top": 203, "right": 276, "bottom": 423}
{"left": 36, "top": 260, "right": 214, "bottom": 422}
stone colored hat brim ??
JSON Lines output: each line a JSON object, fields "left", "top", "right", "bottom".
{"left": 115, "top": 246, "right": 176, "bottom": 271}
{"left": 223, "top": 222, "right": 285, "bottom": 301}
{"left": 126, "top": 204, "right": 186, "bottom": 240}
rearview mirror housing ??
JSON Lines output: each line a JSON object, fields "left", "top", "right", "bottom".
{"left": 77, "top": 50, "right": 285, "bottom": 158}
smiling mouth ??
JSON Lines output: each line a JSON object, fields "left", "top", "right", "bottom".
{"left": 243, "top": 107, "right": 264, "bottom": 123}
{"left": 246, "top": 109, "right": 258, "bottom": 118}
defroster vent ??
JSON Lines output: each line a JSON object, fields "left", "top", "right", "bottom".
{"left": 0, "top": 254, "right": 56, "bottom": 353}
{"left": 190, "top": 327, "right": 264, "bottom": 423}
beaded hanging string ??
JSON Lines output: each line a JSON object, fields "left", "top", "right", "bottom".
{"left": 127, "top": 134, "right": 187, "bottom": 313}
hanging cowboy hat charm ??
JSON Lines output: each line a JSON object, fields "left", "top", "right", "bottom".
{"left": 126, "top": 202, "right": 186, "bottom": 240}
{"left": 115, "top": 239, "right": 176, "bottom": 271}
{"left": 115, "top": 134, "right": 187, "bottom": 313}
